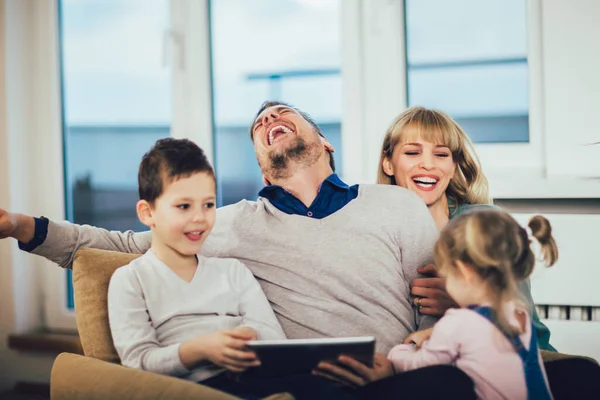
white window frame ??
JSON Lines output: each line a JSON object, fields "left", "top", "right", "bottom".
{"left": 35, "top": 0, "right": 213, "bottom": 331}
{"left": 340, "top": 0, "right": 547, "bottom": 190}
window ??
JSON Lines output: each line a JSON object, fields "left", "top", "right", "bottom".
{"left": 59, "top": 0, "right": 172, "bottom": 309}
{"left": 209, "top": 0, "right": 342, "bottom": 206}
{"left": 405, "top": 0, "right": 529, "bottom": 143}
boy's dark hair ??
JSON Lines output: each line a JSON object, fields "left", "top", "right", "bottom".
{"left": 251, "top": 100, "right": 335, "bottom": 172}
{"left": 138, "top": 138, "right": 214, "bottom": 203}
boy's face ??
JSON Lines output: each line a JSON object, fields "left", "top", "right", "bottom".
{"left": 146, "top": 172, "right": 217, "bottom": 257}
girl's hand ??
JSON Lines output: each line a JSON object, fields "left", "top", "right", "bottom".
{"left": 312, "top": 353, "right": 394, "bottom": 387}
{"left": 403, "top": 328, "right": 433, "bottom": 348}
{"left": 196, "top": 329, "right": 260, "bottom": 373}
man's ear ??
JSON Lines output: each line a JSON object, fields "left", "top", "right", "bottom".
{"left": 320, "top": 136, "right": 335, "bottom": 153}
{"left": 455, "top": 260, "right": 478, "bottom": 283}
{"left": 136, "top": 200, "right": 154, "bottom": 228}
{"left": 382, "top": 157, "right": 394, "bottom": 177}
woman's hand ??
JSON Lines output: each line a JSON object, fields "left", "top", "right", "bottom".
{"left": 411, "top": 264, "right": 458, "bottom": 317}
{"left": 312, "top": 353, "right": 394, "bottom": 387}
{"left": 403, "top": 328, "right": 433, "bottom": 348}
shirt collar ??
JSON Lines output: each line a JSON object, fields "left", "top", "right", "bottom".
{"left": 259, "top": 173, "right": 348, "bottom": 199}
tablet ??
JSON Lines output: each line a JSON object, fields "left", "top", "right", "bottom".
{"left": 243, "top": 336, "right": 376, "bottom": 378}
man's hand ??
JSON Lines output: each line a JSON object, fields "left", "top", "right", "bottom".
{"left": 312, "top": 353, "right": 393, "bottom": 387}
{"left": 194, "top": 329, "right": 260, "bottom": 373}
{"left": 403, "top": 327, "right": 433, "bottom": 348}
{"left": 411, "top": 264, "right": 458, "bottom": 317}
{"left": 0, "top": 208, "right": 35, "bottom": 243}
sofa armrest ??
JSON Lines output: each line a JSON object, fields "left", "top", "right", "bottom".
{"left": 541, "top": 350, "right": 598, "bottom": 365}
{"left": 50, "top": 352, "right": 240, "bottom": 400}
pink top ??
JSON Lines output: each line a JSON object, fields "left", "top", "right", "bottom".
{"left": 388, "top": 303, "right": 552, "bottom": 400}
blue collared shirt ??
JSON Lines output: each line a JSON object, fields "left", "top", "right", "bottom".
{"left": 258, "top": 174, "right": 359, "bottom": 219}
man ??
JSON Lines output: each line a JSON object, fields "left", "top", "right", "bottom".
{"left": 0, "top": 101, "right": 475, "bottom": 398}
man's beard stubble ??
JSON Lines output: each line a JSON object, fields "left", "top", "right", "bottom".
{"left": 264, "top": 137, "right": 321, "bottom": 180}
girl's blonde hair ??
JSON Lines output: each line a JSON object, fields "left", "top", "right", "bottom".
{"left": 434, "top": 209, "right": 559, "bottom": 335}
{"left": 377, "top": 106, "right": 492, "bottom": 205}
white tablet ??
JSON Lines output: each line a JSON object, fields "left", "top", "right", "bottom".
{"left": 243, "top": 336, "right": 376, "bottom": 378}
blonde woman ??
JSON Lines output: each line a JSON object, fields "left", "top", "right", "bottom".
{"left": 378, "top": 106, "right": 554, "bottom": 351}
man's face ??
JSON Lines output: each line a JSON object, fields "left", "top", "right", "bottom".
{"left": 251, "top": 105, "right": 323, "bottom": 180}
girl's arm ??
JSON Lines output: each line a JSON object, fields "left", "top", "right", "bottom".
{"left": 388, "top": 310, "right": 461, "bottom": 372}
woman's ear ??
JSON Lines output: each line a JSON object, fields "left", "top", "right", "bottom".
{"left": 382, "top": 157, "right": 394, "bottom": 177}
{"left": 136, "top": 200, "right": 154, "bottom": 228}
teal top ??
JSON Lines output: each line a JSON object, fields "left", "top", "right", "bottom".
{"left": 449, "top": 201, "right": 556, "bottom": 352}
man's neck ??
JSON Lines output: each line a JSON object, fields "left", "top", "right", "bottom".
{"left": 270, "top": 163, "right": 333, "bottom": 207}
{"left": 428, "top": 195, "right": 450, "bottom": 232}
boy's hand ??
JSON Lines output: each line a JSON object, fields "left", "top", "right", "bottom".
{"left": 232, "top": 326, "right": 258, "bottom": 340}
{"left": 403, "top": 327, "right": 433, "bottom": 348}
{"left": 196, "top": 329, "right": 260, "bottom": 373}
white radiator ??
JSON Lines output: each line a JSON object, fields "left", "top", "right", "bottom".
{"left": 512, "top": 213, "right": 600, "bottom": 362}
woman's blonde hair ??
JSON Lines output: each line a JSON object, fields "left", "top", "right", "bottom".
{"left": 434, "top": 209, "right": 559, "bottom": 335}
{"left": 377, "top": 106, "right": 492, "bottom": 205}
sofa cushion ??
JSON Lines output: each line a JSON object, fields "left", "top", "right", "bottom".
{"left": 73, "top": 248, "right": 141, "bottom": 363}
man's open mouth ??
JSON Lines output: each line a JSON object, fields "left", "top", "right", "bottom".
{"left": 267, "top": 124, "right": 293, "bottom": 146}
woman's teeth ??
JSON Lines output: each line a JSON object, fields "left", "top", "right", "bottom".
{"left": 413, "top": 177, "right": 438, "bottom": 188}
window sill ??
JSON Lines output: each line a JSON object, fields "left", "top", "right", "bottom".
{"left": 7, "top": 331, "right": 83, "bottom": 355}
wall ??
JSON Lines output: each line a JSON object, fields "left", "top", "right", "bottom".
{"left": 543, "top": 0, "right": 600, "bottom": 179}
{"left": 0, "top": 0, "right": 63, "bottom": 390}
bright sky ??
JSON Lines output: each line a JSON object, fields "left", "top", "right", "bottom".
{"left": 61, "top": 0, "right": 527, "bottom": 126}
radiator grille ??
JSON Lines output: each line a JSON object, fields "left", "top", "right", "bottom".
{"left": 536, "top": 305, "right": 600, "bottom": 321}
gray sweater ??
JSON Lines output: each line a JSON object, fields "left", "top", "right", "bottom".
{"left": 34, "top": 184, "right": 439, "bottom": 353}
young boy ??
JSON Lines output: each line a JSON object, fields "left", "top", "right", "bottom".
{"left": 107, "top": 138, "right": 287, "bottom": 397}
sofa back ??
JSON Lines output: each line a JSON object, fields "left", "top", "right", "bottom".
{"left": 73, "top": 248, "right": 141, "bottom": 363}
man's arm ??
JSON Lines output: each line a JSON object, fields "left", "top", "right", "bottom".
{"left": 235, "top": 261, "right": 286, "bottom": 340}
{"left": 398, "top": 193, "right": 440, "bottom": 330}
{"left": 0, "top": 208, "right": 150, "bottom": 269}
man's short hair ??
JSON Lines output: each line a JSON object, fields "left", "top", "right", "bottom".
{"left": 138, "top": 138, "right": 214, "bottom": 204}
{"left": 250, "top": 100, "right": 335, "bottom": 172}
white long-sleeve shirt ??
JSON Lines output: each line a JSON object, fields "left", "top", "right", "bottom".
{"left": 107, "top": 251, "right": 286, "bottom": 382}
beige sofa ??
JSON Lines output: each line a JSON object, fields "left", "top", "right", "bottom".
{"left": 49, "top": 248, "right": 293, "bottom": 400}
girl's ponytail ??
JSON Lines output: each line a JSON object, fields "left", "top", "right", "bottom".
{"left": 528, "top": 215, "right": 559, "bottom": 267}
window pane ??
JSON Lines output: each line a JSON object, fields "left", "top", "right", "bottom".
{"left": 210, "top": 0, "right": 342, "bottom": 206}
{"left": 405, "top": 0, "right": 529, "bottom": 143}
{"left": 59, "top": 0, "right": 171, "bottom": 307}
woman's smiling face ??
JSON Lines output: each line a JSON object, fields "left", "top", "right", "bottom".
{"left": 383, "top": 137, "right": 456, "bottom": 207}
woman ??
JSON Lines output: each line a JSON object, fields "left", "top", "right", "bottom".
{"left": 377, "top": 106, "right": 555, "bottom": 351}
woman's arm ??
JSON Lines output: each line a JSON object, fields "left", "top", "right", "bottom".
{"left": 517, "top": 279, "right": 556, "bottom": 351}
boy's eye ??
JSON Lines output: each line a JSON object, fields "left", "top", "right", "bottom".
{"left": 205, "top": 202, "right": 215, "bottom": 209}
{"left": 177, "top": 204, "right": 190, "bottom": 210}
